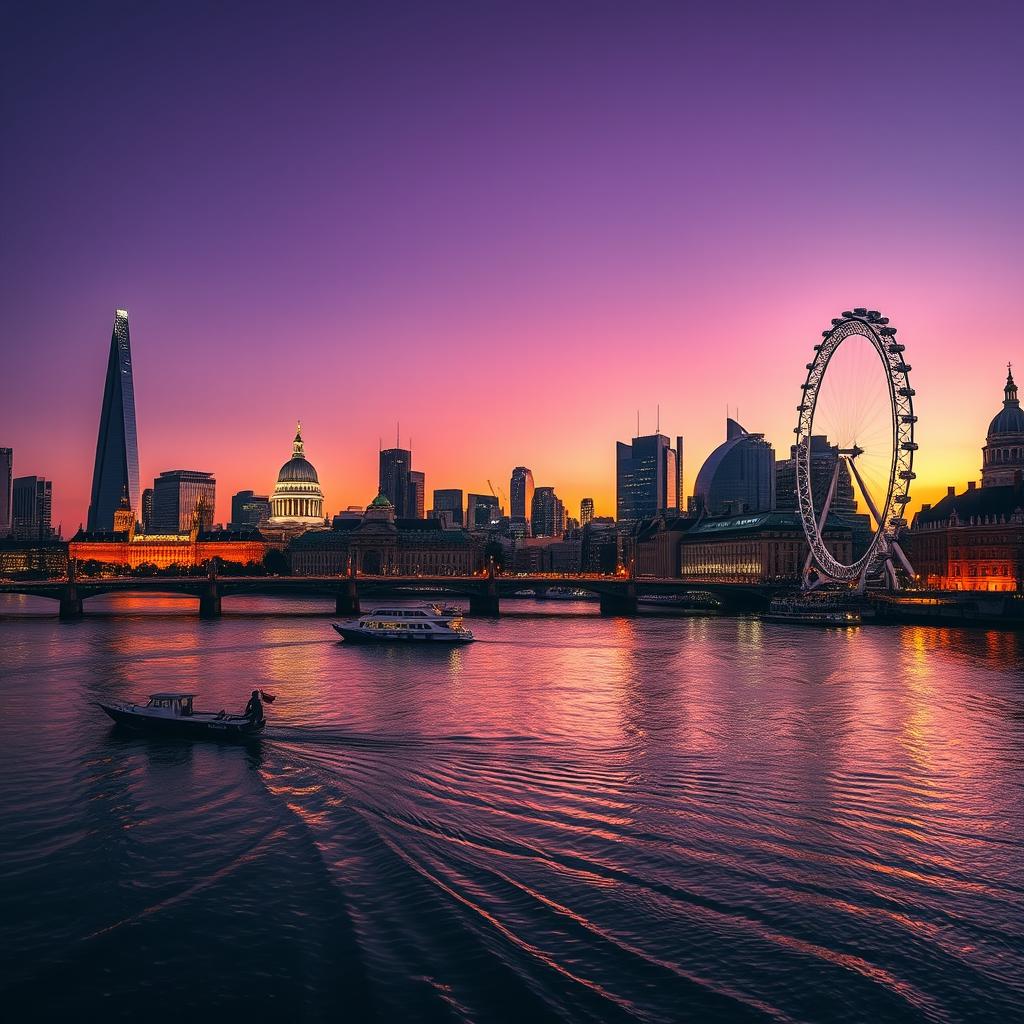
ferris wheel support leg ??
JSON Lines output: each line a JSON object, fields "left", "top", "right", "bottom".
{"left": 884, "top": 558, "right": 899, "bottom": 590}
{"left": 891, "top": 540, "right": 915, "bottom": 579}
{"left": 801, "top": 458, "right": 841, "bottom": 590}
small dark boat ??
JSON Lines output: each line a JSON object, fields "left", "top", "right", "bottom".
{"left": 97, "top": 693, "right": 266, "bottom": 739}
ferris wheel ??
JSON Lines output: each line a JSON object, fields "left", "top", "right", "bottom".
{"left": 795, "top": 308, "right": 917, "bottom": 590}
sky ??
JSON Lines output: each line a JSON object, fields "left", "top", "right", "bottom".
{"left": 2, "top": 0, "right": 1022, "bottom": 532}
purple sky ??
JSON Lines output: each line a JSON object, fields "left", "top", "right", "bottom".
{"left": 2, "top": 1, "right": 1023, "bottom": 529}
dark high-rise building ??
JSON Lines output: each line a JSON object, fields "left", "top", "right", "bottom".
{"left": 676, "top": 436, "right": 685, "bottom": 512}
{"left": 510, "top": 467, "right": 535, "bottom": 533}
{"left": 87, "top": 309, "right": 141, "bottom": 531}
{"left": 692, "top": 419, "right": 775, "bottom": 516}
{"left": 616, "top": 433, "right": 681, "bottom": 524}
{"left": 0, "top": 447, "right": 12, "bottom": 536}
{"left": 775, "top": 435, "right": 857, "bottom": 516}
{"left": 467, "top": 493, "right": 500, "bottom": 529}
{"left": 231, "top": 490, "right": 272, "bottom": 528}
{"left": 408, "top": 471, "right": 425, "bottom": 519}
{"left": 12, "top": 475, "right": 52, "bottom": 540}
{"left": 531, "top": 486, "right": 566, "bottom": 538}
{"left": 379, "top": 447, "right": 413, "bottom": 518}
{"left": 141, "top": 487, "right": 154, "bottom": 532}
{"left": 153, "top": 470, "right": 216, "bottom": 533}
{"left": 580, "top": 497, "right": 594, "bottom": 525}
{"left": 432, "top": 488, "right": 464, "bottom": 526}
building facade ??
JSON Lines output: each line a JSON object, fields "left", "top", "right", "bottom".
{"left": 87, "top": 309, "right": 141, "bottom": 532}
{"left": 691, "top": 418, "right": 775, "bottom": 516}
{"left": 431, "top": 488, "right": 464, "bottom": 526}
{"left": 289, "top": 494, "right": 483, "bottom": 576}
{"left": 679, "top": 511, "right": 852, "bottom": 584}
{"left": 467, "top": 493, "right": 500, "bottom": 529}
{"left": 231, "top": 490, "right": 272, "bottom": 528}
{"left": 775, "top": 435, "right": 857, "bottom": 515}
{"left": 141, "top": 487, "right": 154, "bottom": 532}
{"left": 0, "top": 447, "right": 12, "bottom": 536}
{"left": 510, "top": 466, "right": 535, "bottom": 533}
{"left": 531, "top": 486, "right": 566, "bottom": 538}
{"left": 268, "top": 424, "right": 324, "bottom": 529}
{"left": 616, "top": 433, "right": 680, "bottom": 524}
{"left": 379, "top": 446, "right": 413, "bottom": 518}
{"left": 153, "top": 470, "right": 216, "bottom": 533}
{"left": 12, "top": 475, "right": 52, "bottom": 540}
{"left": 408, "top": 471, "right": 425, "bottom": 519}
{"left": 0, "top": 538, "right": 67, "bottom": 577}
{"left": 71, "top": 495, "right": 267, "bottom": 570}
{"left": 579, "top": 497, "right": 594, "bottom": 526}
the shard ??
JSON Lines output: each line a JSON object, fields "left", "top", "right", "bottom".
{"left": 87, "top": 309, "right": 141, "bottom": 531}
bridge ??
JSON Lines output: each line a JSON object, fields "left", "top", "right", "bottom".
{"left": 0, "top": 562, "right": 779, "bottom": 620}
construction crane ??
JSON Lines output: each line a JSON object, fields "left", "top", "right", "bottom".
{"left": 487, "top": 479, "right": 507, "bottom": 515}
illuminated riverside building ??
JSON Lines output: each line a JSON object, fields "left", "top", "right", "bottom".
{"left": 909, "top": 371, "right": 1024, "bottom": 592}
{"left": 267, "top": 423, "right": 325, "bottom": 532}
{"left": 70, "top": 494, "right": 267, "bottom": 570}
{"left": 691, "top": 419, "right": 774, "bottom": 516}
{"left": 153, "top": 470, "right": 216, "bottom": 533}
{"left": 288, "top": 493, "right": 483, "bottom": 575}
{"left": 616, "top": 433, "right": 680, "bottom": 524}
{"left": 677, "top": 512, "right": 851, "bottom": 584}
{"left": 87, "top": 309, "right": 141, "bottom": 531}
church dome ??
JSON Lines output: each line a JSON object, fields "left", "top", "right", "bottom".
{"left": 268, "top": 422, "right": 325, "bottom": 527}
{"left": 367, "top": 492, "right": 394, "bottom": 510}
{"left": 987, "top": 367, "right": 1024, "bottom": 438}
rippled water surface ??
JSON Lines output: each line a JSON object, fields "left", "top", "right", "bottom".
{"left": 2, "top": 594, "right": 1023, "bottom": 1022}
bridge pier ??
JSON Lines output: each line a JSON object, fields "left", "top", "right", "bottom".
{"left": 599, "top": 585, "right": 637, "bottom": 617}
{"left": 335, "top": 579, "right": 360, "bottom": 616}
{"left": 199, "top": 594, "right": 222, "bottom": 619}
{"left": 59, "top": 595, "right": 83, "bottom": 621}
{"left": 469, "top": 580, "right": 500, "bottom": 616}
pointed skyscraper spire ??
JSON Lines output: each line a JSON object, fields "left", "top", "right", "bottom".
{"left": 87, "top": 309, "right": 140, "bottom": 531}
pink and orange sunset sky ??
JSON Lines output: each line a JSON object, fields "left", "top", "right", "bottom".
{"left": 2, "top": 2, "right": 1022, "bottom": 531}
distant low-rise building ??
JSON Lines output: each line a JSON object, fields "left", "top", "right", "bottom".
{"left": 231, "top": 489, "right": 272, "bottom": 529}
{"left": 289, "top": 494, "right": 484, "bottom": 575}
{"left": 0, "top": 538, "right": 68, "bottom": 577}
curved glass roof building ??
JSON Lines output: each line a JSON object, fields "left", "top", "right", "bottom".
{"left": 692, "top": 418, "right": 775, "bottom": 516}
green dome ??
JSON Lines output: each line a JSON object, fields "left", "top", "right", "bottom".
{"left": 368, "top": 492, "right": 394, "bottom": 510}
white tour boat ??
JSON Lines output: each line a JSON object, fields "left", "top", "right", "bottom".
{"left": 333, "top": 604, "right": 475, "bottom": 644}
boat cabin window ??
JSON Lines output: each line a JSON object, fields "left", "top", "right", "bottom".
{"left": 179, "top": 697, "right": 193, "bottom": 716}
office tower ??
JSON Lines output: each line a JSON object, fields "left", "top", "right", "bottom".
{"left": 408, "top": 471, "right": 425, "bottom": 519}
{"left": 580, "top": 497, "right": 594, "bottom": 525}
{"left": 775, "top": 435, "right": 856, "bottom": 515}
{"left": 141, "top": 487, "right": 154, "bottom": 532}
{"left": 531, "top": 486, "right": 566, "bottom": 538}
{"left": 152, "top": 470, "right": 216, "bottom": 533}
{"left": 0, "top": 448, "right": 11, "bottom": 536}
{"left": 379, "top": 446, "right": 413, "bottom": 518}
{"left": 12, "top": 475, "right": 52, "bottom": 540}
{"left": 510, "top": 467, "right": 535, "bottom": 532}
{"left": 692, "top": 418, "right": 775, "bottom": 515}
{"left": 676, "top": 436, "right": 685, "bottom": 512}
{"left": 615, "top": 432, "right": 681, "bottom": 524}
{"left": 467, "top": 493, "right": 500, "bottom": 529}
{"left": 231, "top": 489, "right": 272, "bottom": 528}
{"left": 432, "top": 488, "right": 464, "bottom": 526}
{"left": 87, "top": 309, "right": 141, "bottom": 531}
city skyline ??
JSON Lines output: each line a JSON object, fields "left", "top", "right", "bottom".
{"left": 3, "top": 4, "right": 1023, "bottom": 532}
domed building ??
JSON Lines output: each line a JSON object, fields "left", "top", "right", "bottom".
{"left": 981, "top": 366, "right": 1024, "bottom": 487}
{"left": 268, "top": 423, "right": 325, "bottom": 528}
{"left": 691, "top": 418, "right": 775, "bottom": 515}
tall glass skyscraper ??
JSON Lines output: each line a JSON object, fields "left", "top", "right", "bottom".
{"left": 510, "top": 467, "right": 535, "bottom": 533}
{"left": 379, "top": 447, "right": 413, "bottom": 518}
{"left": 615, "top": 433, "right": 680, "bottom": 524}
{"left": 87, "top": 310, "right": 140, "bottom": 530}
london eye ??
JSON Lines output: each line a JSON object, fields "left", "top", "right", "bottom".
{"left": 795, "top": 308, "right": 917, "bottom": 590}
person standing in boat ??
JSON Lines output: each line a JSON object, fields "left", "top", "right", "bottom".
{"left": 244, "top": 689, "right": 264, "bottom": 724}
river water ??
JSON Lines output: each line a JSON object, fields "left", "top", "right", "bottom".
{"left": 1, "top": 594, "right": 1022, "bottom": 1023}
